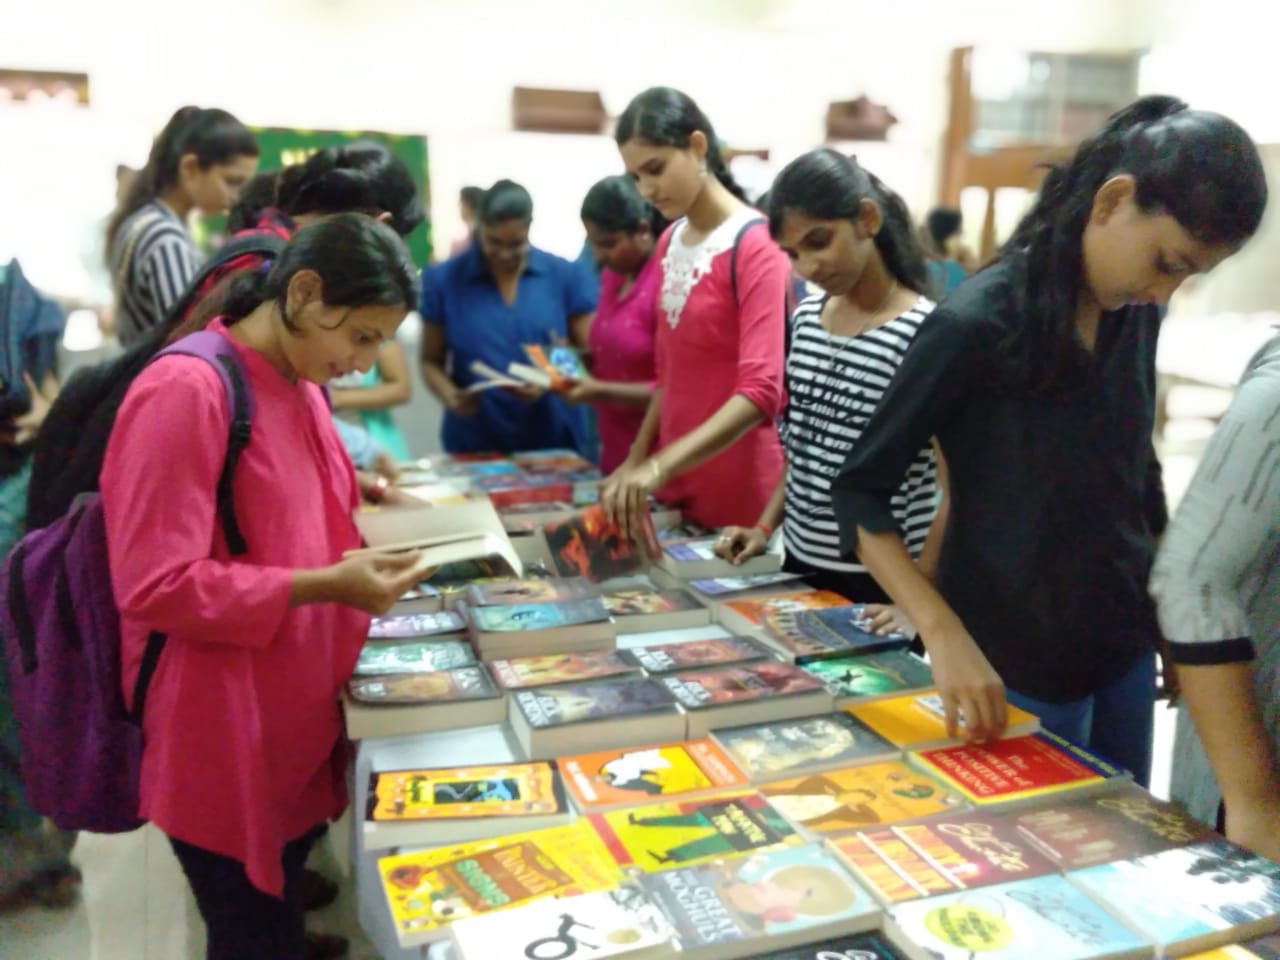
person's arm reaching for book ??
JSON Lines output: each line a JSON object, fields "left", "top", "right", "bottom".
{"left": 102, "top": 363, "right": 421, "bottom": 645}
{"left": 831, "top": 311, "right": 1006, "bottom": 742}
{"left": 601, "top": 231, "right": 787, "bottom": 539}
{"left": 1150, "top": 346, "right": 1280, "bottom": 861}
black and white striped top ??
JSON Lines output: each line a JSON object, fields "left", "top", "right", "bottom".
{"left": 782, "top": 293, "right": 938, "bottom": 572}
{"left": 109, "top": 200, "right": 202, "bottom": 347}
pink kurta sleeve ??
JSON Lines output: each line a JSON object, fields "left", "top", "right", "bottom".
{"left": 102, "top": 358, "right": 294, "bottom": 646}
{"left": 731, "top": 225, "right": 788, "bottom": 418}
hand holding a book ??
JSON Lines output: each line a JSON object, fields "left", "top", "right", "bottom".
{"left": 297, "top": 551, "right": 428, "bottom": 615}
{"left": 861, "top": 603, "right": 918, "bottom": 639}
{"left": 559, "top": 377, "right": 599, "bottom": 405}
{"left": 714, "top": 526, "right": 768, "bottom": 564}
{"left": 599, "top": 458, "right": 659, "bottom": 541}
{"left": 502, "top": 382, "right": 546, "bottom": 404}
{"left": 926, "top": 619, "right": 1008, "bottom": 742}
{"left": 444, "top": 385, "right": 481, "bottom": 418}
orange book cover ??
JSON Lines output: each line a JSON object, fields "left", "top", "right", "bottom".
{"left": 723, "top": 590, "right": 850, "bottom": 628}
{"left": 759, "top": 761, "right": 960, "bottom": 834}
{"left": 367, "top": 762, "right": 566, "bottom": 822}
{"left": 847, "top": 691, "right": 1039, "bottom": 749}
{"left": 558, "top": 739, "right": 748, "bottom": 811}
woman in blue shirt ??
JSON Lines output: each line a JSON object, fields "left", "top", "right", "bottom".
{"left": 419, "top": 180, "right": 598, "bottom": 455}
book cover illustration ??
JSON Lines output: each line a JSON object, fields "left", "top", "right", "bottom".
{"left": 714, "top": 713, "right": 899, "bottom": 781}
{"left": 914, "top": 731, "right": 1128, "bottom": 806}
{"left": 770, "top": 603, "right": 909, "bottom": 660}
{"left": 1014, "top": 783, "right": 1217, "bottom": 868}
{"left": 621, "top": 636, "right": 775, "bottom": 675}
{"left": 603, "top": 586, "right": 706, "bottom": 618}
{"left": 588, "top": 791, "right": 799, "bottom": 872}
{"left": 469, "top": 597, "right": 612, "bottom": 633}
{"left": 892, "top": 874, "right": 1151, "bottom": 960}
{"left": 353, "top": 639, "right": 477, "bottom": 676}
{"left": 761, "top": 761, "right": 960, "bottom": 834}
{"left": 802, "top": 650, "right": 934, "bottom": 700}
{"left": 726, "top": 590, "right": 851, "bottom": 629}
{"left": 429, "top": 554, "right": 520, "bottom": 586}
{"left": 833, "top": 810, "right": 1059, "bottom": 903}
{"left": 1070, "top": 839, "right": 1280, "bottom": 949}
{"left": 514, "top": 680, "right": 677, "bottom": 729}
{"left": 490, "top": 651, "right": 640, "bottom": 690}
{"left": 368, "top": 610, "right": 467, "bottom": 640}
{"left": 377, "top": 821, "right": 621, "bottom": 943}
{"left": 661, "top": 662, "right": 826, "bottom": 709}
{"left": 525, "top": 343, "right": 590, "bottom": 388}
{"left": 367, "top": 762, "right": 564, "bottom": 821}
{"left": 759, "top": 930, "right": 921, "bottom": 959}
{"left": 638, "top": 843, "right": 876, "bottom": 952}
{"left": 450, "top": 885, "right": 675, "bottom": 960}
{"left": 346, "top": 666, "right": 500, "bottom": 705}
{"left": 544, "top": 505, "right": 661, "bottom": 582}
{"left": 560, "top": 740, "right": 748, "bottom": 810}
{"left": 850, "top": 691, "right": 1039, "bottom": 749}
{"left": 690, "top": 571, "right": 804, "bottom": 596}
{"left": 467, "top": 577, "right": 598, "bottom": 607}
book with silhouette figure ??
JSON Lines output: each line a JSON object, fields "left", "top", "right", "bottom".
{"left": 801, "top": 650, "right": 934, "bottom": 705}
{"left": 712, "top": 712, "right": 900, "bottom": 783}
{"left": 559, "top": 739, "right": 749, "bottom": 813}
{"left": 543, "top": 505, "right": 660, "bottom": 582}
{"left": 760, "top": 760, "right": 961, "bottom": 835}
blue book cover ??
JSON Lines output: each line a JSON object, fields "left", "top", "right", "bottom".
{"left": 893, "top": 874, "right": 1150, "bottom": 960}
{"left": 638, "top": 843, "right": 878, "bottom": 953}
{"left": 514, "top": 679, "right": 677, "bottom": 729}
{"left": 469, "top": 597, "right": 611, "bottom": 633}
{"left": 790, "top": 605, "right": 911, "bottom": 660}
{"left": 1070, "top": 839, "right": 1280, "bottom": 952}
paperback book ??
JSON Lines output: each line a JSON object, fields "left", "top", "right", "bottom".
{"left": 353, "top": 639, "right": 476, "bottom": 677}
{"left": 689, "top": 571, "right": 804, "bottom": 597}
{"left": 620, "top": 636, "right": 776, "bottom": 675}
{"left": 559, "top": 740, "right": 750, "bottom": 813}
{"left": 801, "top": 650, "right": 934, "bottom": 705}
{"left": 588, "top": 790, "right": 800, "bottom": 872}
{"left": 637, "top": 843, "right": 880, "bottom": 960}
{"left": 344, "top": 666, "right": 507, "bottom": 739}
{"left": 544, "top": 505, "right": 661, "bottom": 582}
{"left": 753, "top": 926, "right": 932, "bottom": 960}
{"left": 716, "top": 590, "right": 851, "bottom": 642}
{"left": 603, "top": 585, "right": 712, "bottom": 631}
{"left": 848, "top": 691, "right": 1040, "bottom": 751}
{"left": 490, "top": 650, "right": 641, "bottom": 690}
{"left": 377, "top": 821, "right": 622, "bottom": 947}
{"left": 368, "top": 611, "right": 468, "bottom": 640}
{"left": 1069, "top": 839, "right": 1280, "bottom": 957}
{"left": 465, "top": 577, "right": 600, "bottom": 607}
{"left": 657, "top": 537, "right": 783, "bottom": 579}
{"left": 778, "top": 604, "right": 913, "bottom": 662}
{"left": 712, "top": 712, "right": 901, "bottom": 783}
{"left": 662, "top": 662, "right": 834, "bottom": 738}
{"left": 510, "top": 679, "right": 685, "bottom": 759}
{"left": 760, "top": 760, "right": 960, "bottom": 835}
{"left": 346, "top": 665, "right": 500, "bottom": 705}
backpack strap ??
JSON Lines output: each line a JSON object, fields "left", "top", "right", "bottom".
{"left": 154, "top": 331, "right": 255, "bottom": 556}
{"left": 728, "top": 216, "right": 767, "bottom": 306}
{"left": 158, "top": 232, "right": 287, "bottom": 330}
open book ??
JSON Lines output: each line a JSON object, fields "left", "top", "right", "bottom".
{"left": 349, "top": 499, "right": 523, "bottom": 581}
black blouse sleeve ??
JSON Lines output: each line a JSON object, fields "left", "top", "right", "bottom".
{"left": 831, "top": 308, "right": 989, "bottom": 556}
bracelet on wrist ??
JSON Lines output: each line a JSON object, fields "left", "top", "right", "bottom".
{"left": 755, "top": 522, "right": 774, "bottom": 537}
{"left": 367, "top": 475, "right": 390, "bottom": 503}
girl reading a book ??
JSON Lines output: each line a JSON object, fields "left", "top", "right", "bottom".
{"left": 420, "top": 179, "right": 599, "bottom": 456}
{"left": 714, "top": 150, "right": 943, "bottom": 605}
{"left": 830, "top": 96, "right": 1267, "bottom": 786}
{"left": 600, "top": 87, "right": 790, "bottom": 534}
{"left": 100, "top": 215, "right": 427, "bottom": 960}
{"left": 565, "top": 175, "right": 666, "bottom": 472}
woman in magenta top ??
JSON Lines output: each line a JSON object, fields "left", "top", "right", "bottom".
{"left": 601, "top": 87, "right": 789, "bottom": 534}
{"left": 567, "top": 175, "right": 664, "bottom": 472}
{"left": 101, "top": 215, "right": 424, "bottom": 960}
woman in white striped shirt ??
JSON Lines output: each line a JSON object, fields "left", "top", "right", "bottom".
{"left": 717, "top": 150, "right": 944, "bottom": 604}
{"left": 107, "top": 107, "right": 259, "bottom": 347}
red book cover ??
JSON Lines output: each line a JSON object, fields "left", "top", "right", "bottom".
{"left": 543, "top": 505, "right": 660, "bottom": 582}
{"left": 487, "top": 482, "right": 575, "bottom": 509}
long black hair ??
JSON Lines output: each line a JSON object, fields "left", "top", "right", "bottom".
{"left": 580, "top": 174, "right": 668, "bottom": 237}
{"left": 225, "top": 170, "right": 282, "bottom": 235}
{"left": 478, "top": 179, "right": 534, "bottom": 225}
{"left": 106, "top": 106, "right": 258, "bottom": 255}
{"left": 275, "top": 143, "right": 423, "bottom": 237}
{"left": 221, "top": 213, "right": 418, "bottom": 332}
{"left": 1002, "top": 94, "right": 1267, "bottom": 390}
{"left": 615, "top": 87, "right": 748, "bottom": 203}
{"left": 767, "top": 148, "right": 932, "bottom": 296}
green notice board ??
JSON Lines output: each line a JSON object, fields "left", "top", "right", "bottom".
{"left": 195, "top": 127, "right": 432, "bottom": 267}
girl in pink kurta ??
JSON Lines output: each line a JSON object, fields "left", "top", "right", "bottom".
{"left": 101, "top": 215, "right": 423, "bottom": 960}
{"left": 602, "top": 87, "right": 788, "bottom": 533}
{"left": 573, "top": 175, "right": 665, "bottom": 473}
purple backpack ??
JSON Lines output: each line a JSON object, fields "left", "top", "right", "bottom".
{"left": 0, "top": 331, "right": 254, "bottom": 833}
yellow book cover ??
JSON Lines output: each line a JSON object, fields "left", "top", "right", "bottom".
{"left": 760, "top": 761, "right": 962, "bottom": 834}
{"left": 847, "top": 691, "right": 1039, "bottom": 748}
{"left": 367, "top": 762, "right": 566, "bottom": 822}
{"left": 377, "top": 822, "right": 621, "bottom": 945}
{"left": 586, "top": 790, "right": 800, "bottom": 872}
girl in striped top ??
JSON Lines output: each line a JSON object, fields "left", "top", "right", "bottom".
{"left": 107, "top": 107, "right": 259, "bottom": 347}
{"left": 717, "top": 150, "right": 943, "bottom": 604}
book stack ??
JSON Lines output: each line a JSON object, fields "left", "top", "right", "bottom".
{"left": 509, "top": 678, "right": 685, "bottom": 760}
{"left": 713, "top": 589, "right": 851, "bottom": 645}
{"left": 463, "top": 578, "right": 619, "bottom": 660}
{"left": 655, "top": 536, "right": 783, "bottom": 580}
{"left": 345, "top": 665, "right": 507, "bottom": 739}
{"left": 660, "top": 662, "right": 835, "bottom": 739}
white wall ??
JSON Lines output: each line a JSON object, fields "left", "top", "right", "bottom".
{"left": 0, "top": 0, "right": 1148, "bottom": 294}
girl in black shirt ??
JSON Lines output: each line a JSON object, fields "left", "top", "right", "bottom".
{"left": 831, "top": 95, "right": 1267, "bottom": 786}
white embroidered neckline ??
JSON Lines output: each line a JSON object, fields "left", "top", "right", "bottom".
{"left": 660, "top": 208, "right": 760, "bottom": 330}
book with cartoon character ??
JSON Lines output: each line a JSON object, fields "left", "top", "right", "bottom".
{"left": 352, "top": 639, "right": 476, "bottom": 676}
{"left": 377, "top": 821, "right": 621, "bottom": 947}
{"left": 712, "top": 712, "right": 900, "bottom": 783}
{"left": 450, "top": 885, "right": 677, "bottom": 960}
{"left": 587, "top": 791, "right": 801, "bottom": 873}
{"left": 760, "top": 761, "right": 962, "bottom": 836}
{"left": 559, "top": 740, "right": 749, "bottom": 813}
{"left": 801, "top": 650, "right": 934, "bottom": 706}
{"left": 490, "top": 650, "right": 642, "bottom": 690}
{"left": 637, "top": 843, "right": 880, "bottom": 959}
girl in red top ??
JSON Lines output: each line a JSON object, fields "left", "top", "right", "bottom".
{"left": 101, "top": 215, "right": 426, "bottom": 960}
{"left": 568, "top": 175, "right": 665, "bottom": 473}
{"left": 602, "top": 87, "right": 789, "bottom": 535}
